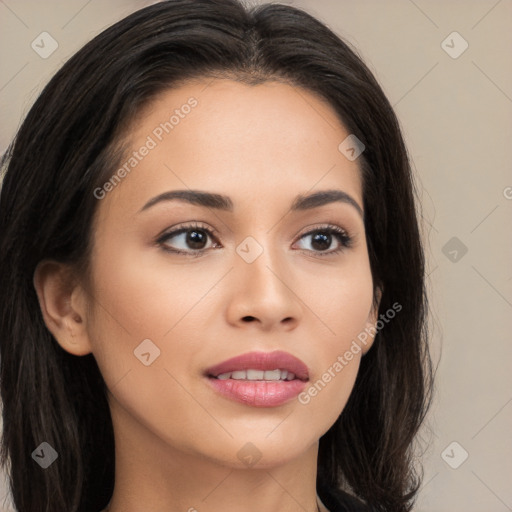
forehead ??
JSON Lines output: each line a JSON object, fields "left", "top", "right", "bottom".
{"left": 97, "top": 78, "right": 363, "bottom": 219}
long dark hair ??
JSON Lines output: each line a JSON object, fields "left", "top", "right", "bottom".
{"left": 0, "top": 1, "right": 433, "bottom": 510}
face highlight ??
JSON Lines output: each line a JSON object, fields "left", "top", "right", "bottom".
{"left": 82, "top": 79, "right": 380, "bottom": 470}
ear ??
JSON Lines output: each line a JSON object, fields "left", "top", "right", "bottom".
{"left": 33, "top": 260, "right": 93, "bottom": 356}
{"left": 361, "top": 286, "right": 383, "bottom": 355}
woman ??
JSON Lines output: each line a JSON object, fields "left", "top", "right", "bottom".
{"left": 0, "top": 1, "right": 433, "bottom": 511}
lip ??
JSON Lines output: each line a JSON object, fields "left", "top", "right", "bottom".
{"left": 205, "top": 350, "right": 309, "bottom": 381}
{"left": 205, "top": 350, "right": 309, "bottom": 408}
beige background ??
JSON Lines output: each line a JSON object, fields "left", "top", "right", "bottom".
{"left": 1, "top": 1, "right": 511, "bottom": 511}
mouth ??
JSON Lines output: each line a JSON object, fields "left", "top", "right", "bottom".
{"left": 214, "top": 368, "right": 299, "bottom": 381}
{"left": 205, "top": 350, "right": 309, "bottom": 407}
{"left": 205, "top": 350, "right": 309, "bottom": 381}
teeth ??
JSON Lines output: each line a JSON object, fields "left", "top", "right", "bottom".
{"left": 263, "top": 370, "right": 281, "bottom": 380}
{"left": 246, "top": 369, "right": 265, "bottom": 380}
{"left": 214, "top": 369, "right": 295, "bottom": 381}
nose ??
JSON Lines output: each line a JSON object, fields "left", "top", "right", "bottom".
{"left": 225, "top": 243, "right": 303, "bottom": 332}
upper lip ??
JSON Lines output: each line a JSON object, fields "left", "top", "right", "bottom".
{"left": 205, "top": 350, "right": 309, "bottom": 381}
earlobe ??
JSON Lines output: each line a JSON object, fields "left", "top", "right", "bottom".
{"left": 33, "top": 260, "right": 92, "bottom": 356}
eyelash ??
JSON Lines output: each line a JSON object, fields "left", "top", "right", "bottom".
{"left": 155, "top": 221, "right": 354, "bottom": 258}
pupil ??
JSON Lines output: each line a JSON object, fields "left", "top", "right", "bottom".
{"left": 312, "top": 232, "right": 331, "bottom": 251}
{"left": 187, "top": 230, "right": 206, "bottom": 249}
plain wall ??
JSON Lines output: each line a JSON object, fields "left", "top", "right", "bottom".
{"left": 1, "top": 1, "right": 511, "bottom": 511}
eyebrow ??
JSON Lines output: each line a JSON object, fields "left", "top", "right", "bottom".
{"left": 139, "top": 189, "right": 364, "bottom": 219}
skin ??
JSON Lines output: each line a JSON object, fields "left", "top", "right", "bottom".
{"left": 34, "top": 79, "right": 381, "bottom": 512}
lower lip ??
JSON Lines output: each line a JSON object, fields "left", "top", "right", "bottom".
{"left": 207, "top": 377, "right": 307, "bottom": 407}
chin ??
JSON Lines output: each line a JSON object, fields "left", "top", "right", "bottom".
{"left": 195, "top": 427, "right": 319, "bottom": 470}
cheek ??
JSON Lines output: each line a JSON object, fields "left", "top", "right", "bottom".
{"left": 298, "top": 254, "right": 375, "bottom": 344}
{"left": 84, "top": 236, "right": 222, "bottom": 415}
{"left": 84, "top": 249, "right": 218, "bottom": 451}
{"left": 87, "top": 237, "right": 217, "bottom": 343}
{"left": 293, "top": 257, "right": 374, "bottom": 420}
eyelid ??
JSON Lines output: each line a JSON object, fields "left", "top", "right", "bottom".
{"left": 294, "top": 221, "right": 351, "bottom": 239}
{"left": 156, "top": 221, "right": 220, "bottom": 242}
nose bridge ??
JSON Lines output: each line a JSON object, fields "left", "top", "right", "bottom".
{"left": 236, "top": 233, "right": 277, "bottom": 289}
{"left": 227, "top": 231, "right": 301, "bottom": 328}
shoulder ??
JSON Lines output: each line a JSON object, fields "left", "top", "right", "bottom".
{"left": 317, "top": 481, "right": 375, "bottom": 512}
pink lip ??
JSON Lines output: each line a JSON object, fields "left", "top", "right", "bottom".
{"left": 205, "top": 350, "right": 309, "bottom": 380}
{"left": 205, "top": 350, "right": 309, "bottom": 408}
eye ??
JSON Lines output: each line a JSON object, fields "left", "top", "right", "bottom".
{"left": 294, "top": 225, "right": 353, "bottom": 256}
{"left": 156, "top": 222, "right": 220, "bottom": 256}
{"left": 156, "top": 222, "right": 353, "bottom": 257}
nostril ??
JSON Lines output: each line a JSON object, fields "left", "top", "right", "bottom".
{"left": 242, "top": 316, "right": 256, "bottom": 322}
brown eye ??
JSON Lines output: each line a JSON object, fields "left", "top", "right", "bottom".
{"left": 310, "top": 231, "right": 333, "bottom": 251}
{"left": 157, "top": 223, "right": 220, "bottom": 255}
{"left": 182, "top": 229, "right": 209, "bottom": 249}
{"left": 295, "top": 226, "right": 353, "bottom": 255}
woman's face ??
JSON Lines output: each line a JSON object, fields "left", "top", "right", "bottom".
{"left": 83, "top": 78, "right": 379, "bottom": 468}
